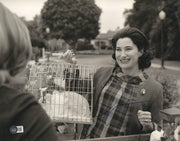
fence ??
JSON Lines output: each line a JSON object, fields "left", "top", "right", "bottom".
{"left": 69, "top": 134, "right": 150, "bottom": 141}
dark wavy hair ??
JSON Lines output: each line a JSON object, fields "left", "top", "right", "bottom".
{"left": 112, "top": 27, "right": 153, "bottom": 71}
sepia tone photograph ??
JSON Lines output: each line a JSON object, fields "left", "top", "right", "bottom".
{"left": 0, "top": 0, "right": 180, "bottom": 140}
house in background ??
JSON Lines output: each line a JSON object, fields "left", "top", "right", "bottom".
{"left": 91, "top": 29, "right": 119, "bottom": 50}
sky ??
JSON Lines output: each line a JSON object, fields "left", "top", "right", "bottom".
{"left": 0, "top": 0, "right": 134, "bottom": 33}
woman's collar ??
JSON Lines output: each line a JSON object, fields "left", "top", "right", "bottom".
{"left": 113, "top": 66, "right": 148, "bottom": 83}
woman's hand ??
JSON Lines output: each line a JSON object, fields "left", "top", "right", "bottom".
{"left": 137, "top": 110, "right": 153, "bottom": 131}
{"left": 61, "top": 49, "right": 77, "bottom": 64}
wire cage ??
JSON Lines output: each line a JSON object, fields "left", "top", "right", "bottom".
{"left": 26, "top": 62, "right": 96, "bottom": 124}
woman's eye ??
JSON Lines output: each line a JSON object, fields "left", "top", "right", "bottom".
{"left": 126, "top": 47, "right": 132, "bottom": 51}
{"left": 116, "top": 48, "right": 121, "bottom": 51}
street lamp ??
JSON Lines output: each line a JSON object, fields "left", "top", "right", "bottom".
{"left": 159, "top": 10, "right": 166, "bottom": 20}
{"left": 45, "top": 27, "right": 50, "bottom": 61}
{"left": 46, "top": 27, "right": 50, "bottom": 34}
{"left": 159, "top": 10, "right": 166, "bottom": 69}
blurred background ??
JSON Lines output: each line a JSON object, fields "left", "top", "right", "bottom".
{"left": 1, "top": 0, "right": 180, "bottom": 113}
{"left": 1, "top": 0, "right": 180, "bottom": 64}
{"left": 1, "top": 0, "right": 180, "bottom": 140}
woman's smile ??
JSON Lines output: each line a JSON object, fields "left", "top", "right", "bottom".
{"left": 120, "top": 58, "right": 130, "bottom": 64}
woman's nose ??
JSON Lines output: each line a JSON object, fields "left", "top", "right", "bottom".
{"left": 121, "top": 50, "right": 127, "bottom": 57}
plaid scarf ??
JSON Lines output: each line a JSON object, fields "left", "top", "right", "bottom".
{"left": 81, "top": 68, "right": 148, "bottom": 138}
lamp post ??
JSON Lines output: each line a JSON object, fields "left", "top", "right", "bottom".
{"left": 159, "top": 10, "right": 166, "bottom": 69}
{"left": 46, "top": 27, "right": 50, "bottom": 33}
{"left": 45, "top": 27, "right": 50, "bottom": 62}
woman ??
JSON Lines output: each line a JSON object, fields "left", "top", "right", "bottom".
{"left": 80, "top": 27, "right": 163, "bottom": 138}
{"left": 0, "top": 3, "right": 60, "bottom": 141}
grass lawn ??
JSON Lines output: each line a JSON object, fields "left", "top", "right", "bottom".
{"left": 76, "top": 54, "right": 180, "bottom": 76}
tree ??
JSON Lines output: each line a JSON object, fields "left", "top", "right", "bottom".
{"left": 124, "top": 0, "right": 162, "bottom": 38}
{"left": 23, "top": 15, "right": 48, "bottom": 49}
{"left": 125, "top": 0, "right": 180, "bottom": 61}
{"left": 150, "top": 0, "right": 180, "bottom": 61}
{"left": 41, "top": 0, "right": 101, "bottom": 50}
{"left": 21, "top": 16, "right": 48, "bottom": 61}
{"left": 47, "top": 39, "right": 69, "bottom": 52}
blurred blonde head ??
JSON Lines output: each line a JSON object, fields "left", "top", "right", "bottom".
{"left": 0, "top": 3, "right": 32, "bottom": 85}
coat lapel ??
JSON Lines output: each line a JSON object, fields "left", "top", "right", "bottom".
{"left": 93, "top": 67, "right": 114, "bottom": 116}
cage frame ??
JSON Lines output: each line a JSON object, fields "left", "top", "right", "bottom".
{"left": 26, "top": 62, "right": 96, "bottom": 125}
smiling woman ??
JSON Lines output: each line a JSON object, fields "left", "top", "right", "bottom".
{"left": 115, "top": 37, "right": 143, "bottom": 75}
{"left": 80, "top": 27, "right": 163, "bottom": 139}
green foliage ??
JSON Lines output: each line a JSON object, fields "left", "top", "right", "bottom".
{"left": 47, "top": 38, "right": 69, "bottom": 52}
{"left": 145, "top": 68, "right": 179, "bottom": 109}
{"left": 32, "top": 47, "right": 42, "bottom": 61}
{"left": 150, "top": 0, "right": 180, "bottom": 60}
{"left": 159, "top": 78, "right": 174, "bottom": 109}
{"left": 125, "top": 0, "right": 180, "bottom": 60}
{"left": 23, "top": 15, "right": 48, "bottom": 49}
{"left": 124, "top": 0, "right": 161, "bottom": 38}
{"left": 41, "top": 0, "right": 101, "bottom": 49}
{"left": 76, "top": 40, "right": 95, "bottom": 51}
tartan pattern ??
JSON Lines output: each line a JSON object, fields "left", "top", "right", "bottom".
{"left": 87, "top": 69, "right": 148, "bottom": 138}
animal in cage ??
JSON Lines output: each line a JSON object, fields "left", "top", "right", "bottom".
{"left": 39, "top": 90, "right": 91, "bottom": 122}
{"left": 26, "top": 63, "right": 95, "bottom": 124}
{"left": 63, "top": 67, "right": 92, "bottom": 103}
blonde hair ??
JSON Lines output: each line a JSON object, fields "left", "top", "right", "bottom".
{"left": 0, "top": 3, "right": 32, "bottom": 85}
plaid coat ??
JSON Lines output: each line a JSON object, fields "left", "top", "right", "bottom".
{"left": 81, "top": 67, "right": 163, "bottom": 138}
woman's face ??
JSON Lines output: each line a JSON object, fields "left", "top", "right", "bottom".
{"left": 115, "top": 37, "right": 142, "bottom": 71}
